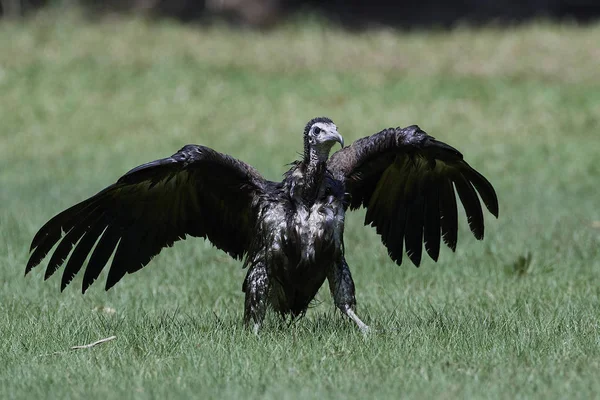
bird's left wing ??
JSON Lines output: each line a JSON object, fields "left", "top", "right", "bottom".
{"left": 327, "top": 125, "right": 498, "bottom": 266}
{"left": 26, "top": 145, "right": 267, "bottom": 292}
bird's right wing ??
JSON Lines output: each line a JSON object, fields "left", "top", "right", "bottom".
{"left": 26, "top": 145, "right": 267, "bottom": 292}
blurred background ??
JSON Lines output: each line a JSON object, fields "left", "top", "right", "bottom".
{"left": 2, "top": 0, "right": 600, "bottom": 27}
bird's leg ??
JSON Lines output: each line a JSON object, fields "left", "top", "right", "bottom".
{"left": 243, "top": 263, "right": 269, "bottom": 334}
{"left": 327, "top": 258, "right": 370, "bottom": 333}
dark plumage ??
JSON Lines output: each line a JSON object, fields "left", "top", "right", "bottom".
{"left": 26, "top": 117, "right": 498, "bottom": 332}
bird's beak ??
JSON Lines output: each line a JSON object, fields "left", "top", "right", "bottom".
{"left": 324, "top": 130, "right": 344, "bottom": 148}
{"left": 337, "top": 132, "right": 345, "bottom": 148}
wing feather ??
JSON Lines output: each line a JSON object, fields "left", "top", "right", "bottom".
{"left": 461, "top": 166, "right": 499, "bottom": 218}
{"left": 105, "top": 229, "right": 147, "bottom": 290}
{"left": 82, "top": 225, "right": 121, "bottom": 293}
{"left": 61, "top": 216, "right": 109, "bottom": 291}
{"left": 439, "top": 179, "right": 458, "bottom": 252}
{"left": 44, "top": 210, "right": 103, "bottom": 280}
{"left": 423, "top": 176, "right": 441, "bottom": 261}
{"left": 404, "top": 191, "right": 425, "bottom": 266}
{"left": 328, "top": 125, "right": 497, "bottom": 267}
{"left": 28, "top": 144, "right": 267, "bottom": 292}
{"left": 452, "top": 172, "right": 485, "bottom": 240}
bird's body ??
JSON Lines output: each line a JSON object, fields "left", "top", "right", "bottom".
{"left": 26, "top": 117, "right": 499, "bottom": 332}
{"left": 246, "top": 162, "right": 346, "bottom": 320}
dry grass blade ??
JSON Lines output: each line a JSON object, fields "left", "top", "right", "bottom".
{"left": 71, "top": 335, "right": 117, "bottom": 350}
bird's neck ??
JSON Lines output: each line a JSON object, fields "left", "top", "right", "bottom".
{"left": 289, "top": 150, "right": 329, "bottom": 205}
{"left": 303, "top": 161, "right": 327, "bottom": 204}
{"left": 305, "top": 155, "right": 327, "bottom": 178}
{"left": 304, "top": 145, "right": 331, "bottom": 165}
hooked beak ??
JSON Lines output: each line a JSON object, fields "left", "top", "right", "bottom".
{"left": 323, "top": 130, "right": 344, "bottom": 148}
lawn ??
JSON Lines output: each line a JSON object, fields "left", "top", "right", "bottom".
{"left": 1, "top": 10, "right": 599, "bottom": 399}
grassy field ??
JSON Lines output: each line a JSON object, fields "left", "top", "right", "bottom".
{"left": 1, "top": 10, "right": 600, "bottom": 399}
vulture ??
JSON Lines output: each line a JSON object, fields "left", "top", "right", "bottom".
{"left": 26, "top": 117, "right": 498, "bottom": 333}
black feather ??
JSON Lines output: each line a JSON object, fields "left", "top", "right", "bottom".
{"left": 439, "top": 179, "right": 458, "bottom": 251}
{"left": 392, "top": 205, "right": 407, "bottom": 264}
{"left": 404, "top": 190, "right": 425, "bottom": 267}
{"left": 61, "top": 217, "right": 109, "bottom": 291}
{"left": 423, "top": 177, "right": 441, "bottom": 262}
{"left": 462, "top": 165, "right": 499, "bottom": 218}
{"left": 29, "top": 201, "right": 89, "bottom": 252}
{"left": 27, "top": 234, "right": 60, "bottom": 275}
{"left": 453, "top": 173, "right": 485, "bottom": 240}
{"left": 105, "top": 228, "right": 148, "bottom": 290}
{"left": 44, "top": 210, "right": 103, "bottom": 280}
{"left": 81, "top": 225, "right": 122, "bottom": 293}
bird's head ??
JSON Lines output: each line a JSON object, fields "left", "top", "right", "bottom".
{"left": 303, "top": 117, "right": 344, "bottom": 162}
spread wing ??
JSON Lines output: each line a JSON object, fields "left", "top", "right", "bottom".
{"left": 328, "top": 125, "right": 498, "bottom": 266}
{"left": 26, "top": 145, "right": 267, "bottom": 292}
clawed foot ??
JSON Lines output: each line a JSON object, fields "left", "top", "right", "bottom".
{"left": 342, "top": 306, "right": 370, "bottom": 334}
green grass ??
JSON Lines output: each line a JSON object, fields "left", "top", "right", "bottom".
{"left": 2, "top": 10, "right": 600, "bottom": 399}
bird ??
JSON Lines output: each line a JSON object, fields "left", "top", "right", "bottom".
{"left": 26, "top": 117, "right": 498, "bottom": 333}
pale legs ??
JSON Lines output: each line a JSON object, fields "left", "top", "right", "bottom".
{"left": 327, "top": 257, "right": 370, "bottom": 333}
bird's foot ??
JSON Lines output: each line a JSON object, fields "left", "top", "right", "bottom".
{"left": 342, "top": 306, "right": 370, "bottom": 334}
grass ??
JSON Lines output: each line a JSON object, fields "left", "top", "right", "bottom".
{"left": 1, "top": 10, "right": 600, "bottom": 399}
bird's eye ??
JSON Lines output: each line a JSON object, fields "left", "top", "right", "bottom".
{"left": 313, "top": 127, "right": 321, "bottom": 135}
